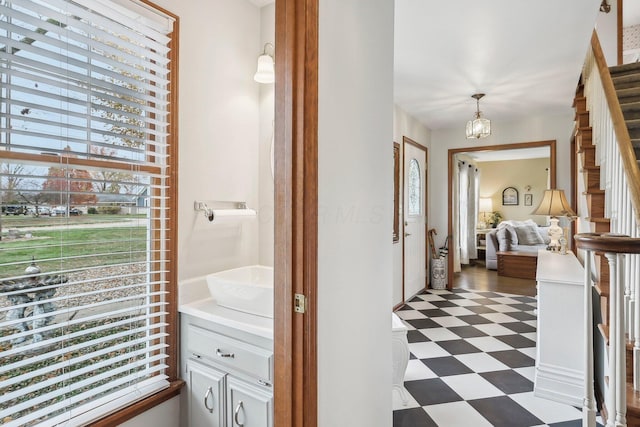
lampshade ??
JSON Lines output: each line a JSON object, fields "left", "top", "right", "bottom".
{"left": 531, "top": 189, "right": 576, "bottom": 218}
{"left": 479, "top": 197, "right": 493, "bottom": 213}
{"left": 254, "top": 43, "right": 275, "bottom": 84}
{"left": 466, "top": 93, "right": 491, "bottom": 139}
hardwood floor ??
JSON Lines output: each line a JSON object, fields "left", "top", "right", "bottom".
{"left": 454, "top": 262, "right": 537, "bottom": 297}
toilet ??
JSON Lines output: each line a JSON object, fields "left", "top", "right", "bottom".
{"left": 392, "top": 312, "right": 410, "bottom": 405}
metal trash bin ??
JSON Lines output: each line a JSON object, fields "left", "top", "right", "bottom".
{"left": 431, "top": 256, "right": 447, "bottom": 289}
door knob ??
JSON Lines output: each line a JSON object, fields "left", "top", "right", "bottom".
{"left": 404, "top": 232, "right": 411, "bottom": 237}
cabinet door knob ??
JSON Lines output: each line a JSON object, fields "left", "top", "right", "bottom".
{"left": 216, "top": 348, "right": 235, "bottom": 358}
{"left": 234, "top": 400, "right": 245, "bottom": 426}
{"left": 404, "top": 232, "right": 411, "bottom": 237}
{"left": 203, "top": 386, "right": 214, "bottom": 414}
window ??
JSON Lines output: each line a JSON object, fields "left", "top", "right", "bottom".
{"left": 408, "top": 158, "right": 421, "bottom": 216}
{"left": 0, "top": 0, "right": 177, "bottom": 425}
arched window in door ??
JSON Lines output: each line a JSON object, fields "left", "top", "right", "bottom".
{"left": 408, "top": 158, "right": 421, "bottom": 216}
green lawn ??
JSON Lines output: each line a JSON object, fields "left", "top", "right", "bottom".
{"left": 0, "top": 214, "right": 146, "bottom": 229}
{"left": 0, "top": 224, "right": 147, "bottom": 277}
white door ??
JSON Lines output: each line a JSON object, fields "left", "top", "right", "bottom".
{"left": 403, "top": 143, "right": 427, "bottom": 300}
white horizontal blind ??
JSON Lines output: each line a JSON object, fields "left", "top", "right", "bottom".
{"left": 0, "top": 0, "right": 174, "bottom": 425}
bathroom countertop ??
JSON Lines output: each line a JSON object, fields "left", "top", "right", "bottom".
{"left": 179, "top": 297, "right": 273, "bottom": 340}
{"left": 178, "top": 274, "right": 273, "bottom": 339}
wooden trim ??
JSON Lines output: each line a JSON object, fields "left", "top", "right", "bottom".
{"left": 90, "top": 380, "right": 185, "bottom": 426}
{"left": 447, "top": 140, "right": 557, "bottom": 289}
{"left": 393, "top": 142, "right": 400, "bottom": 243}
{"left": 571, "top": 134, "right": 577, "bottom": 254}
{"left": 165, "top": 6, "right": 180, "bottom": 384}
{"left": 618, "top": 0, "right": 623, "bottom": 66}
{"left": 591, "top": 31, "right": 640, "bottom": 225}
{"left": 274, "top": 0, "right": 318, "bottom": 426}
{"left": 403, "top": 136, "right": 428, "bottom": 150}
{"left": 0, "top": 150, "right": 162, "bottom": 175}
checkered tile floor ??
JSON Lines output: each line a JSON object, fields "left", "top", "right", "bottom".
{"left": 393, "top": 288, "right": 603, "bottom": 427}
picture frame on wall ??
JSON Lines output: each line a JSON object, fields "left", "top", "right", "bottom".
{"left": 524, "top": 193, "right": 533, "bottom": 206}
{"left": 502, "top": 187, "right": 519, "bottom": 206}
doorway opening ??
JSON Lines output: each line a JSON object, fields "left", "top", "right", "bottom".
{"left": 447, "top": 140, "right": 557, "bottom": 289}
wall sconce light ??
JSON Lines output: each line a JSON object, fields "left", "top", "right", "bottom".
{"left": 254, "top": 42, "right": 275, "bottom": 84}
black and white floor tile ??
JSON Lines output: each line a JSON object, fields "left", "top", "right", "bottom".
{"left": 393, "top": 288, "right": 603, "bottom": 427}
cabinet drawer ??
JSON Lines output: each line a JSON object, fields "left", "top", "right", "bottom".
{"left": 187, "top": 324, "right": 273, "bottom": 381}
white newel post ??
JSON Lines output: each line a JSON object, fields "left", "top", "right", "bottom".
{"left": 606, "top": 252, "right": 627, "bottom": 427}
{"left": 635, "top": 252, "right": 640, "bottom": 390}
{"left": 583, "top": 250, "right": 597, "bottom": 427}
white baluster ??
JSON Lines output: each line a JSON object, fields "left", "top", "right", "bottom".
{"left": 607, "top": 252, "right": 618, "bottom": 427}
{"left": 584, "top": 249, "right": 597, "bottom": 427}
{"left": 635, "top": 254, "right": 640, "bottom": 391}
{"left": 607, "top": 252, "right": 627, "bottom": 427}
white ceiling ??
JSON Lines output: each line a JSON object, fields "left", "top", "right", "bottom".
{"left": 393, "top": 0, "right": 602, "bottom": 130}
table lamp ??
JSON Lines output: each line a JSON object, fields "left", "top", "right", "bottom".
{"left": 531, "top": 189, "right": 577, "bottom": 252}
{"left": 478, "top": 197, "right": 493, "bottom": 228}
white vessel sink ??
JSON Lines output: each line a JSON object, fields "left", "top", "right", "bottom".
{"left": 206, "top": 265, "right": 274, "bottom": 318}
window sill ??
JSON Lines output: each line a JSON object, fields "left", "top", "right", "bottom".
{"left": 89, "top": 379, "right": 185, "bottom": 427}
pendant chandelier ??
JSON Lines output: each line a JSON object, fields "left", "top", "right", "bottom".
{"left": 466, "top": 93, "right": 491, "bottom": 139}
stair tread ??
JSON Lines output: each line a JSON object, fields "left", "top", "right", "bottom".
{"left": 620, "top": 101, "right": 640, "bottom": 111}
{"left": 612, "top": 72, "right": 640, "bottom": 83}
{"left": 610, "top": 62, "right": 640, "bottom": 75}
{"left": 626, "top": 118, "right": 640, "bottom": 128}
{"left": 616, "top": 87, "right": 640, "bottom": 95}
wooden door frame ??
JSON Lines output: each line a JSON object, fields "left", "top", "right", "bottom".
{"left": 446, "top": 140, "right": 557, "bottom": 289}
{"left": 274, "top": 0, "right": 318, "bottom": 426}
{"left": 401, "top": 136, "right": 428, "bottom": 303}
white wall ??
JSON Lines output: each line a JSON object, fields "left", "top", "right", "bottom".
{"left": 158, "top": 0, "right": 262, "bottom": 282}
{"left": 258, "top": 4, "right": 276, "bottom": 267}
{"left": 596, "top": 1, "right": 619, "bottom": 65}
{"left": 392, "top": 105, "right": 431, "bottom": 307}
{"left": 478, "top": 157, "right": 550, "bottom": 224}
{"left": 119, "top": 396, "right": 180, "bottom": 427}
{"left": 430, "top": 111, "right": 575, "bottom": 260}
{"left": 126, "top": 0, "right": 265, "bottom": 425}
{"left": 318, "top": 1, "right": 394, "bottom": 426}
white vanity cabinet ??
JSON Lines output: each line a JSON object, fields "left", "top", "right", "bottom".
{"left": 187, "top": 361, "right": 226, "bottom": 427}
{"left": 181, "top": 313, "right": 274, "bottom": 427}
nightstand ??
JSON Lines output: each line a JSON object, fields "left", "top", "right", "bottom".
{"left": 476, "top": 228, "right": 492, "bottom": 261}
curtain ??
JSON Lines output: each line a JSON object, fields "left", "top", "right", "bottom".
{"left": 468, "top": 166, "right": 479, "bottom": 260}
{"left": 458, "top": 162, "right": 470, "bottom": 265}
{"left": 453, "top": 161, "right": 461, "bottom": 272}
{"left": 454, "top": 160, "right": 479, "bottom": 272}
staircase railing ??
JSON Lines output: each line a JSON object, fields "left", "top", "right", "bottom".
{"left": 584, "top": 31, "right": 640, "bottom": 228}
{"left": 578, "top": 30, "right": 640, "bottom": 426}
{"left": 576, "top": 234, "right": 640, "bottom": 427}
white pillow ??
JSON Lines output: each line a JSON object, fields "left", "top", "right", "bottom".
{"left": 514, "top": 223, "right": 545, "bottom": 245}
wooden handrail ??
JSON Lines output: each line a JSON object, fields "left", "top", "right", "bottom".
{"left": 575, "top": 232, "right": 640, "bottom": 254}
{"left": 591, "top": 30, "right": 640, "bottom": 226}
